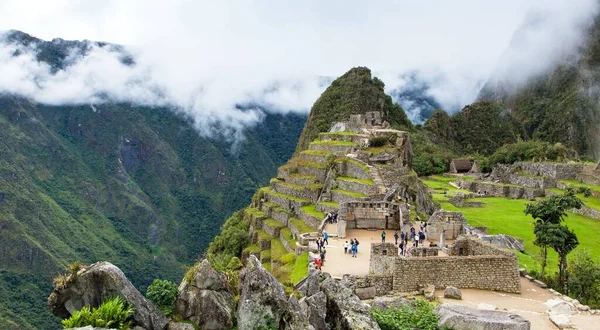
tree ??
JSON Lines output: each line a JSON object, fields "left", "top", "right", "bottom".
{"left": 146, "top": 279, "right": 178, "bottom": 315}
{"left": 525, "top": 188, "right": 583, "bottom": 275}
{"left": 568, "top": 249, "right": 600, "bottom": 308}
{"left": 544, "top": 224, "right": 579, "bottom": 292}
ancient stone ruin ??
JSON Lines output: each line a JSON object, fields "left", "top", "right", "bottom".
{"left": 363, "top": 236, "right": 521, "bottom": 295}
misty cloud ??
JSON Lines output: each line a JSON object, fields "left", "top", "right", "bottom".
{"left": 0, "top": 0, "right": 597, "bottom": 137}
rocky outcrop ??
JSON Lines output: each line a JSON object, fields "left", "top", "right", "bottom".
{"left": 174, "top": 259, "right": 234, "bottom": 330}
{"left": 480, "top": 234, "right": 525, "bottom": 252}
{"left": 435, "top": 303, "right": 530, "bottom": 330}
{"left": 48, "top": 261, "right": 168, "bottom": 330}
{"left": 237, "top": 255, "right": 310, "bottom": 330}
{"left": 320, "top": 276, "right": 381, "bottom": 330}
{"left": 371, "top": 296, "right": 411, "bottom": 311}
{"left": 444, "top": 286, "right": 462, "bottom": 300}
{"left": 299, "top": 292, "right": 327, "bottom": 330}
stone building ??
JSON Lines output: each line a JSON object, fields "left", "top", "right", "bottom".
{"left": 425, "top": 210, "right": 467, "bottom": 244}
{"left": 449, "top": 159, "right": 473, "bottom": 174}
{"left": 359, "top": 237, "right": 521, "bottom": 295}
{"left": 337, "top": 201, "right": 409, "bottom": 238}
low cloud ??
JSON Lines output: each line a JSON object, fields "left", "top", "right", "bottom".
{"left": 0, "top": 0, "right": 597, "bottom": 136}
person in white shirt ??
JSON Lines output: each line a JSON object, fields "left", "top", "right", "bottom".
{"left": 343, "top": 241, "right": 349, "bottom": 254}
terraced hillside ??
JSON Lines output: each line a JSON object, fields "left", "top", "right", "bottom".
{"left": 241, "top": 129, "right": 386, "bottom": 286}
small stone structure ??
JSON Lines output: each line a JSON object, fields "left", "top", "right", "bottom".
{"left": 366, "top": 237, "right": 520, "bottom": 294}
{"left": 426, "top": 210, "right": 466, "bottom": 243}
{"left": 339, "top": 201, "right": 404, "bottom": 231}
{"left": 449, "top": 159, "right": 473, "bottom": 174}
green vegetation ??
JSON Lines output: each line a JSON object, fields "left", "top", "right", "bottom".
{"left": 291, "top": 253, "right": 309, "bottom": 284}
{"left": 319, "top": 131, "right": 358, "bottom": 136}
{"left": 336, "top": 157, "right": 370, "bottom": 173}
{"left": 296, "top": 67, "right": 412, "bottom": 152}
{"left": 488, "top": 140, "right": 570, "bottom": 168}
{"left": 0, "top": 97, "right": 303, "bottom": 327}
{"left": 371, "top": 299, "right": 446, "bottom": 330}
{"left": 424, "top": 102, "right": 522, "bottom": 156}
{"left": 318, "top": 201, "right": 340, "bottom": 209}
{"left": 526, "top": 189, "right": 583, "bottom": 289}
{"left": 263, "top": 218, "right": 286, "bottom": 230}
{"left": 310, "top": 139, "right": 357, "bottom": 147}
{"left": 206, "top": 212, "right": 250, "bottom": 271}
{"left": 61, "top": 297, "right": 134, "bottom": 330}
{"left": 568, "top": 250, "right": 600, "bottom": 308}
{"left": 289, "top": 217, "right": 317, "bottom": 234}
{"left": 411, "top": 128, "right": 456, "bottom": 176}
{"left": 331, "top": 188, "right": 367, "bottom": 199}
{"left": 301, "top": 204, "right": 325, "bottom": 220}
{"left": 146, "top": 279, "right": 178, "bottom": 315}
{"left": 270, "top": 239, "right": 288, "bottom": 263}
{"left": 280, "top": 228, "right": 296, "bottom": 249}
{"left": 368, "top": 136, "right": 389, "bottom": 147}
{"left": 265, "top": 189, "right": 310, "bottom": 204}
{"left": 337, "top": 176, "right": 375, "bottom": 185}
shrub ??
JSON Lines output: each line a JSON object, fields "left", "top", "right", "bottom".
{"left": 62, "top": 296, "right": 134, "bottom": 330}
{"left": 371, "top": 299, "right": 446, "bottom": 330}
{"left": 369, "top": 136, "right": 389, "bottom": 148}
{"left": 488, "top": 140, "right": 571, "bottom": 167}
{"left": 146, "top": 279, "right": 178, "bottom": 315}
{"left": 577, "top": 186, "right": 592, "bottom": 198}
{"left": 568, "top": 249, "right": 600, "bottom": 308}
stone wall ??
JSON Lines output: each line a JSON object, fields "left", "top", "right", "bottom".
{"left": 334, "top": 178, "right": 376, "bottom": 196}
{"left": 449, "top": 237, "right": 515, "bottom": 258}
{"left": 392, "top": 255, "right": 520, "bottom": 293}
{"left": 572, "top": 205, "right": 600, "bottom": 220}
{"left": 410, "top": 247, "right": 440, "bottom": 257}
{"left": 517, "top": 162, "right": 583, "bottom": 180}
{"left": 426, "top": 210, "right": 466, "bottom": 242}
{"left": 344, "top": 274, "right": 394, "bottom": 299}
{"left": 340, "top": 202, "right": 403, "bottom": 230}
{"left": 369, "top": 243, "right": 398, "bottom": 275}
{"left": 336, "top": 160, "right": 371, "bottom": 180}
{"left": 297, "top": 163, "right": 328, "bottom": 182}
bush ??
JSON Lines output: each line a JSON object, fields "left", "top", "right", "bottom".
{"left": 568, "top": 249, "right": 600, "bottom": 308}
{"left": 369, "top": 136, "right": 389, "bottom": 148}
{"left": 62, "top": 296, "right": 134, "bottom": 330}
{"left": 577, "top": 186, "right": 592, "bottom": 198}
{"left": 488, "top": 140, "right": 570, "bottom": 167}
{"left": 371, "top": 299, "right": 447, "bottom": 330}
{"left": 146, "top": 279, "right": 178, "bottom": 315}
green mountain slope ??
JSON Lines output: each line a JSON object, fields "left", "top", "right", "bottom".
{"left": 0, "top": 97, "right": 305, "bottom": 329}
{"left": 423, "top": 101, "right": 523, "bottom": 156}
{"left": 478, "top": 14, "right": 600, "bottom": 158}
{"left": 295, "top": 67, "right": 413, "bottom": 152}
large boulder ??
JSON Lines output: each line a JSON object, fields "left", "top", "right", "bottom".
{"left": 443, "top": 286, "right": 462, "bottom": 300}
{"left": 371, "top": 296, "right": 411, "bottom": 311}
{"left": 237, "top": 255, "right": 310, "bottom": 330}
{"left": 296, "top": 270, "right": 320, "bottom": 297}
{"left": 435, "top": 303, "right": 530, "bottom": 330}
{"left": 174, "top": 259, "right": 234, "bottom": 330}
{"left": 299, "top": 292, "right": 327, "bottom": 330}
{"left": 319, "top": 277, "right": 381, "bottom": 330}
{"left": 544, "top": 299, "right": 576, "bottom": 316}
{"left": 48, "top": 262, "right": 168, "bottom": 330}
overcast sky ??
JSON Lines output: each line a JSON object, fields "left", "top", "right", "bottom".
{"left": 0, "top": 0, "right": 597, "bottom": 138}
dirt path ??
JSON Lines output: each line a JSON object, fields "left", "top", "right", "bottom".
{"left": 436, "top": 278, "right": 599, "bottom": 329}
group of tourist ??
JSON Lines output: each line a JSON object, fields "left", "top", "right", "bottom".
{"left": 323, "top": 211, "right": 338, "bottom": 224}
{"left": 343, "top": 238, "right": 360, "bottom": 257}
{"left": 388, "top": 222, "right": 428, "bottom": 256}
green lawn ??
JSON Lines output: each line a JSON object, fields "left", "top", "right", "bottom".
{"left": 310, "top": 139, "right": 357, "bottom": 146}
{"left": 301, "top": 204, "right": 325, "bottom": 219}
{"left": 337, "top": 176, "right": 375, "bottom": 185}
{"left": 331, "top": 188, "right": 367, "bottom": 198}
{"left": 560, "top": 180, "right": 600, "bottom": 193}
{"left": 291, "top": 253, "right": 309, "bottom": 284}
{"left": 446, "top": 197, "right": 600, "bottom": 273}
{"left": 289, "top": 217, "right": 317, "bottom": 234}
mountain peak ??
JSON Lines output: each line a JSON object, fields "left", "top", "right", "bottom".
{"left": 295, "top": 66, "right": 413, "bottom": 152}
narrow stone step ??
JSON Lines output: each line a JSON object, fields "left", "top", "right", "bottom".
{"left": 316, "top": 201, "right": 340, "bottom": 213}
{"left": 287, "top": 173, "right": 320, "bottom": 186}
{"left": 368, "top": 165, "right": 388, "bottom": 195}
{"left": 263, "top": 217, "right": 286, "bottom": 238}
{"left": 331, "top": 188, "right": 368, "bottom": 204}
{"left": 288, "top": 217, "right": 317, "bottom": 236}
{"left": 309, "top": 139, "right": 357, "bottom": 155}
{"left": 335, "top": 176, "right": 376, "bottom": 196}
{"left": 298, "top": 204, "right": 325, "bottom": 229}
{"left": 264, "top": 189, "right": 310, "bottom": 212}
{"left": 299, "top": 150, "right": 332, "bottom": 165}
